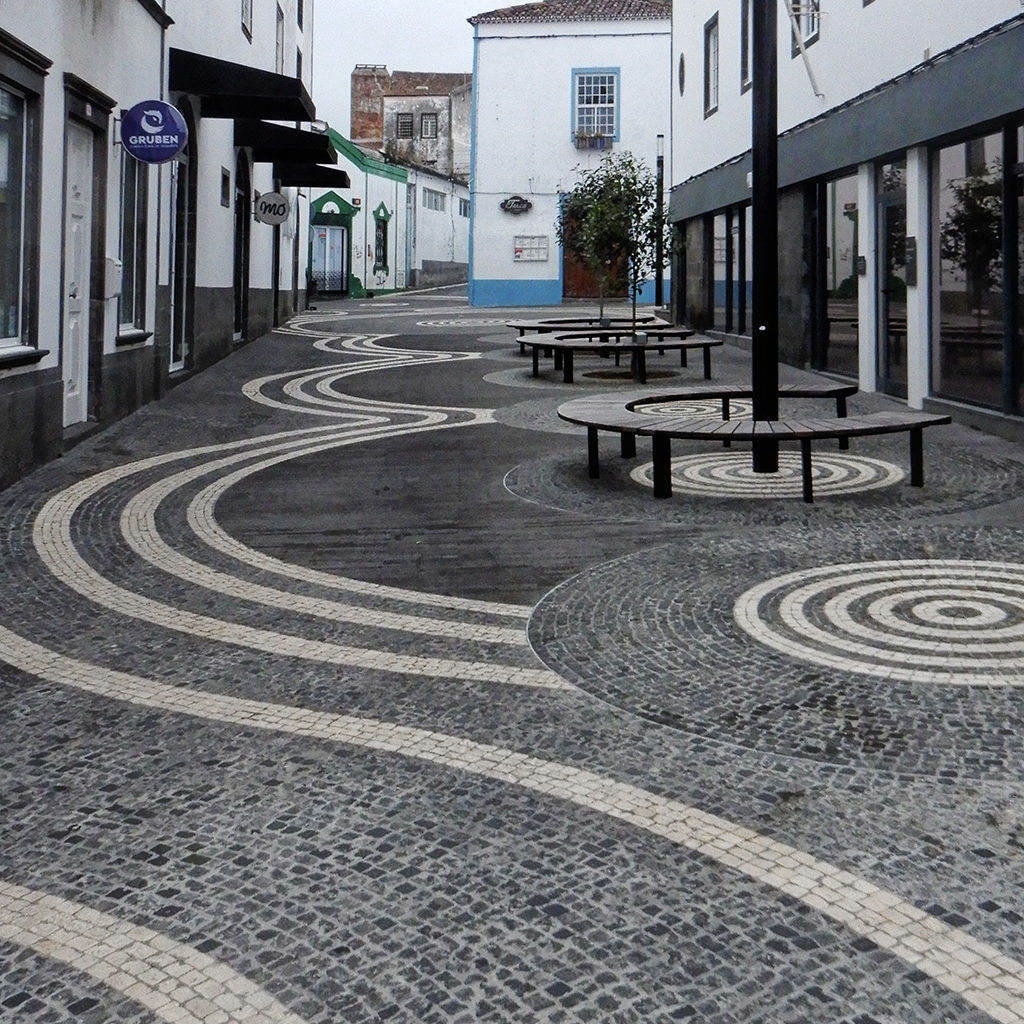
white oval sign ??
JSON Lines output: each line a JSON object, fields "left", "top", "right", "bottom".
{"left": 254, "top": 191, "right": 291, "bottom": 225}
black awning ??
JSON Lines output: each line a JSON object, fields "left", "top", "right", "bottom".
{"left": 273, "top": 163, "right": 351, "bottom": 188}
{"left": 235, "top": 120, "right": 337, "bottom": 164}
{"left": 169, "top": 48, "right": 315, "bottom": 121}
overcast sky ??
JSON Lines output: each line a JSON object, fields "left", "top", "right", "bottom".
{"left": 311, "top": 0, "right": 485, "bottom": 138}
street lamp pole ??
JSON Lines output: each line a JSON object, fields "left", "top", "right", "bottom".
{"left": 655, "top": 133, "right": 665, "bottom": 309}
{"left": 751, "top": 0, "right": 779, "bottom": 472}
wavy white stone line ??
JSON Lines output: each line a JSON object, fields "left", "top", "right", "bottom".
{"left": 119, "top": 428, "right": 527, "bottom": 646}
{"left": 2, "top": 628, "right": 1022, "bottom": 1024}
{"left": 735, "top": 560, "right": 1024, "bottom": 685}
{"left": 33, "top": 468, "right": 563, "bottom": 689}
{"left": 0, "top": 879, "right": 308, "bottom": 1024}
{"left": 188, "top": 470, "right": 530, "bottom": 619}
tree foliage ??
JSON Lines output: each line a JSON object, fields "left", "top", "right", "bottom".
{"left": 556, "top": 153, "right": 669, "bottom": 326}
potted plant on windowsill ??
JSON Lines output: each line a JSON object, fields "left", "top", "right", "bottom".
{"left": 573, "top": 131, "right": 612, "bottom": 151}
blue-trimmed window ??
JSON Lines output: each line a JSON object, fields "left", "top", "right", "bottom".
{"left": 572, "top": 68, "right": 619, "bottom": 141}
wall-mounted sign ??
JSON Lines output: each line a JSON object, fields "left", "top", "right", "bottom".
{"left": 500, "top": 195, "right": 533, "bottom": 215}
{"left": 254, "top": 191, "right": 291, "bottom": 225}
{"left": 120, "top": 100, "right": 188, "bottom": 164}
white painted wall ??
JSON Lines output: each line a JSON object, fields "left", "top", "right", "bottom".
{"left": 6, "top": 1, "right": 164, "bottom": 373}
{"left": 671, "top": 1, "right": 1024, "bottom": 184}
{"left": 471, "top": 17, "right": 671, "bottom": 305}
{"left": 408, "top": 170, "right": 469, "bottom": 275}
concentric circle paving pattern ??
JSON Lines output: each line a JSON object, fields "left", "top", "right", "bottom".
{"left": 528, "top": 527, "right": 1024, "bottom": 778}
{"left": 736, "top": 559, "right": 1024, "bottom": 685}
{"left": 630, "top": 450, "right": 905, "bottom": 498}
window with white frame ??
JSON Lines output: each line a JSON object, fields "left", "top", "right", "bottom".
{"left": 118, "top": 154, "right": 148, "bottom": 333}
{"left": 458, "top": 197, "right": 470, "bottom": 218}
{"left": 420, "top": 112, "right": 438, "bottom": 139}
{"left": 0, "top": 83, "right": 27, "bottom": 347}
{"left": 740, "top": 0, "right": 753, "bottom": 93}
{"left": 703, "top": 14, "right": 719, "bottom": 117}
{"left": 275, "top": 5, "right": 285, "bottom": 73}
{"left": 396, "top": 112, "right": 413, "bottom": 139}
{"left": 241, "top": 0, "right": 252, "bottom": 37}
{"left": 792, "top": 0, "right": 820, "bottom": 52}
{"left": 573, "top": 70, "right": 617, "bottom": 139}
{"left": 422, "top": 187, "right": 446, "bottom": 212}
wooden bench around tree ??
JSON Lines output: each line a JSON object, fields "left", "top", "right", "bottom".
{"left": 524, "top": 328, "right": 713, "bottom": 384}
{"left": 506, "top": 315, "right": 664, "bottom": 354}
{"left": 557, "top": 388, "right": 950, "bottom": 503}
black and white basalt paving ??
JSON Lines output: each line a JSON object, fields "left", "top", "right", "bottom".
{"left": 2, "top": 301, "right": 1024, "bottom": 1024}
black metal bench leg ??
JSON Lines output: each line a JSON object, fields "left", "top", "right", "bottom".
{"left": 910, "top": 427, "right": 923, "bottom": 486}
{"left": 680, "top": 348, "right": 688, "bottom": 368}
{"left": 722, "top": 397, "right": 731, "bottom": 448}
{"left": 702, "top": 346, "right": 712, "bottom": 380}
{"left": 587, "top": 427, "right": 600, "bottom": 478}
{"left": 836, "top": 395, "right": 849, "bottom": 449}
{"left": 652, "top": 435, "right": 672, "bottom": 498}
{"left": 801, "top": 439, "right": 814, "bottom": 503}
{"left": 621, "top": 432, "right": 636, "bottom": 459}
{"left": 563, "top": 349, "right": 574, "bottom": 384}
{"left": 532, "top": 346, "right": 540, "bottom": 377}
{"left": 554, "top": 349, "right": 562, "bottom": 371}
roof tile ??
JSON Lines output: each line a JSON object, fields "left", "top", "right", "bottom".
{"left": 469, "top": 0, "right": 670, "bottom": 26}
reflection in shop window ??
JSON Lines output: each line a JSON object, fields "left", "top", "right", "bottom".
{"left": 934, "top": 132, "right": 1003, "bottom": 409}
{"left": 822, "top": 173, "right": 859, "bottom": 377}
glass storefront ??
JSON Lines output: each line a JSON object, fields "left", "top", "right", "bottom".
{"left": 821, "top": 172, "right": 859, "bottom": 376}
{"left": 0, "top": 84, "right": 25, "bottom": 345}
{"left": 933, "top": 132, "right": 1003, "bottom": 408}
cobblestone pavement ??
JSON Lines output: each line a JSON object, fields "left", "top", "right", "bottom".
{"left": 3, "top": 288, "right": 1024, "bottom": 1023}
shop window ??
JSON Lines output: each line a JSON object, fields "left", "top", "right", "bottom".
{"left": 297, "top": 0, "right": 304, "bottom": 29}
{"left": 241, "top": 0, "right": 252, "bottom": 38}
{"left": 818, "top": 172, "right": 860, "bottom": 377}
{"left": 0, "top": 83, "right": 27, "bottom": 347}
{"left": 275, "top": 5, "right": 285, "bottom": 74}
{"left": 573, "top": 69, "right": 617, "bottom": 140}
{"left": 703, "top": 14, "right": 719, "bottom": 118}
{"left": 118, "top": 153, "right": 148, "bottom": 334}
{"left": 934, "top": 132, "right": 1004, "bottom": 408}
{"left": 420, "top": 113, "right": 437, "bottom": 139}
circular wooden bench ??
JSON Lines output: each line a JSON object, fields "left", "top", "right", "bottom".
{"left": 557, "top": 387, "right": 950, "bottom": 502}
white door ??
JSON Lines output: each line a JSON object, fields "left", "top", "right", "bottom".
{"left": 63, "top": 122, "right": 93, "bottom": 425}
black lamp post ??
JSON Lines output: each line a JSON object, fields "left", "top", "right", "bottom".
{"left": 751, "top": 0, "right": 779, "bottom": 472}
{"left": 655, "top": 133, "right": 665, "bottom": 309}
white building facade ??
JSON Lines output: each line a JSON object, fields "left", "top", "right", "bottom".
{"left": 0, "top": 0, "right": 340, "bottom": 489}
{"left": 309, "top": 132, "right": 469, "bottom": 296}
{"left": 670, "top": 1, "right": 1024, "bottom": 438}
{"left": 468, "top": 0, "right": 672, "bottom": 307}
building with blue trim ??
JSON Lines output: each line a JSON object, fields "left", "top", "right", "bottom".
{"left": 467, "top": 0, "right": 671, "bottom": 308}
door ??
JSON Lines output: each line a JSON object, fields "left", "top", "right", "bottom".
{"left": 327, "top": 226, "right": 348, "bottom": 292}
{"left": 169, "top": 158, "right": 190, "bottom": 371}
{"left": 233, "top": 155, "right": 251, "bottom": 340}
{"left": 877, "top": 160, "right": 907, "bottom": 397}
{"left": 63, "top": 121, "right": 94, "bottom": 425}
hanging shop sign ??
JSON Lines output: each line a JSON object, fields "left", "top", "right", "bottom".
{"left": 500, "top": 195, "right": 533, "bottom": 215}
{"left": 254, "top": 191, "right": 291, "bottom": 225}
{"left": 120, "top": 101, "right": 188, "bottom": 164}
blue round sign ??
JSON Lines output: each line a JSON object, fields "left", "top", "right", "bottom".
{"left": 121, "top": 100, "right": 188, "bottom": 164}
